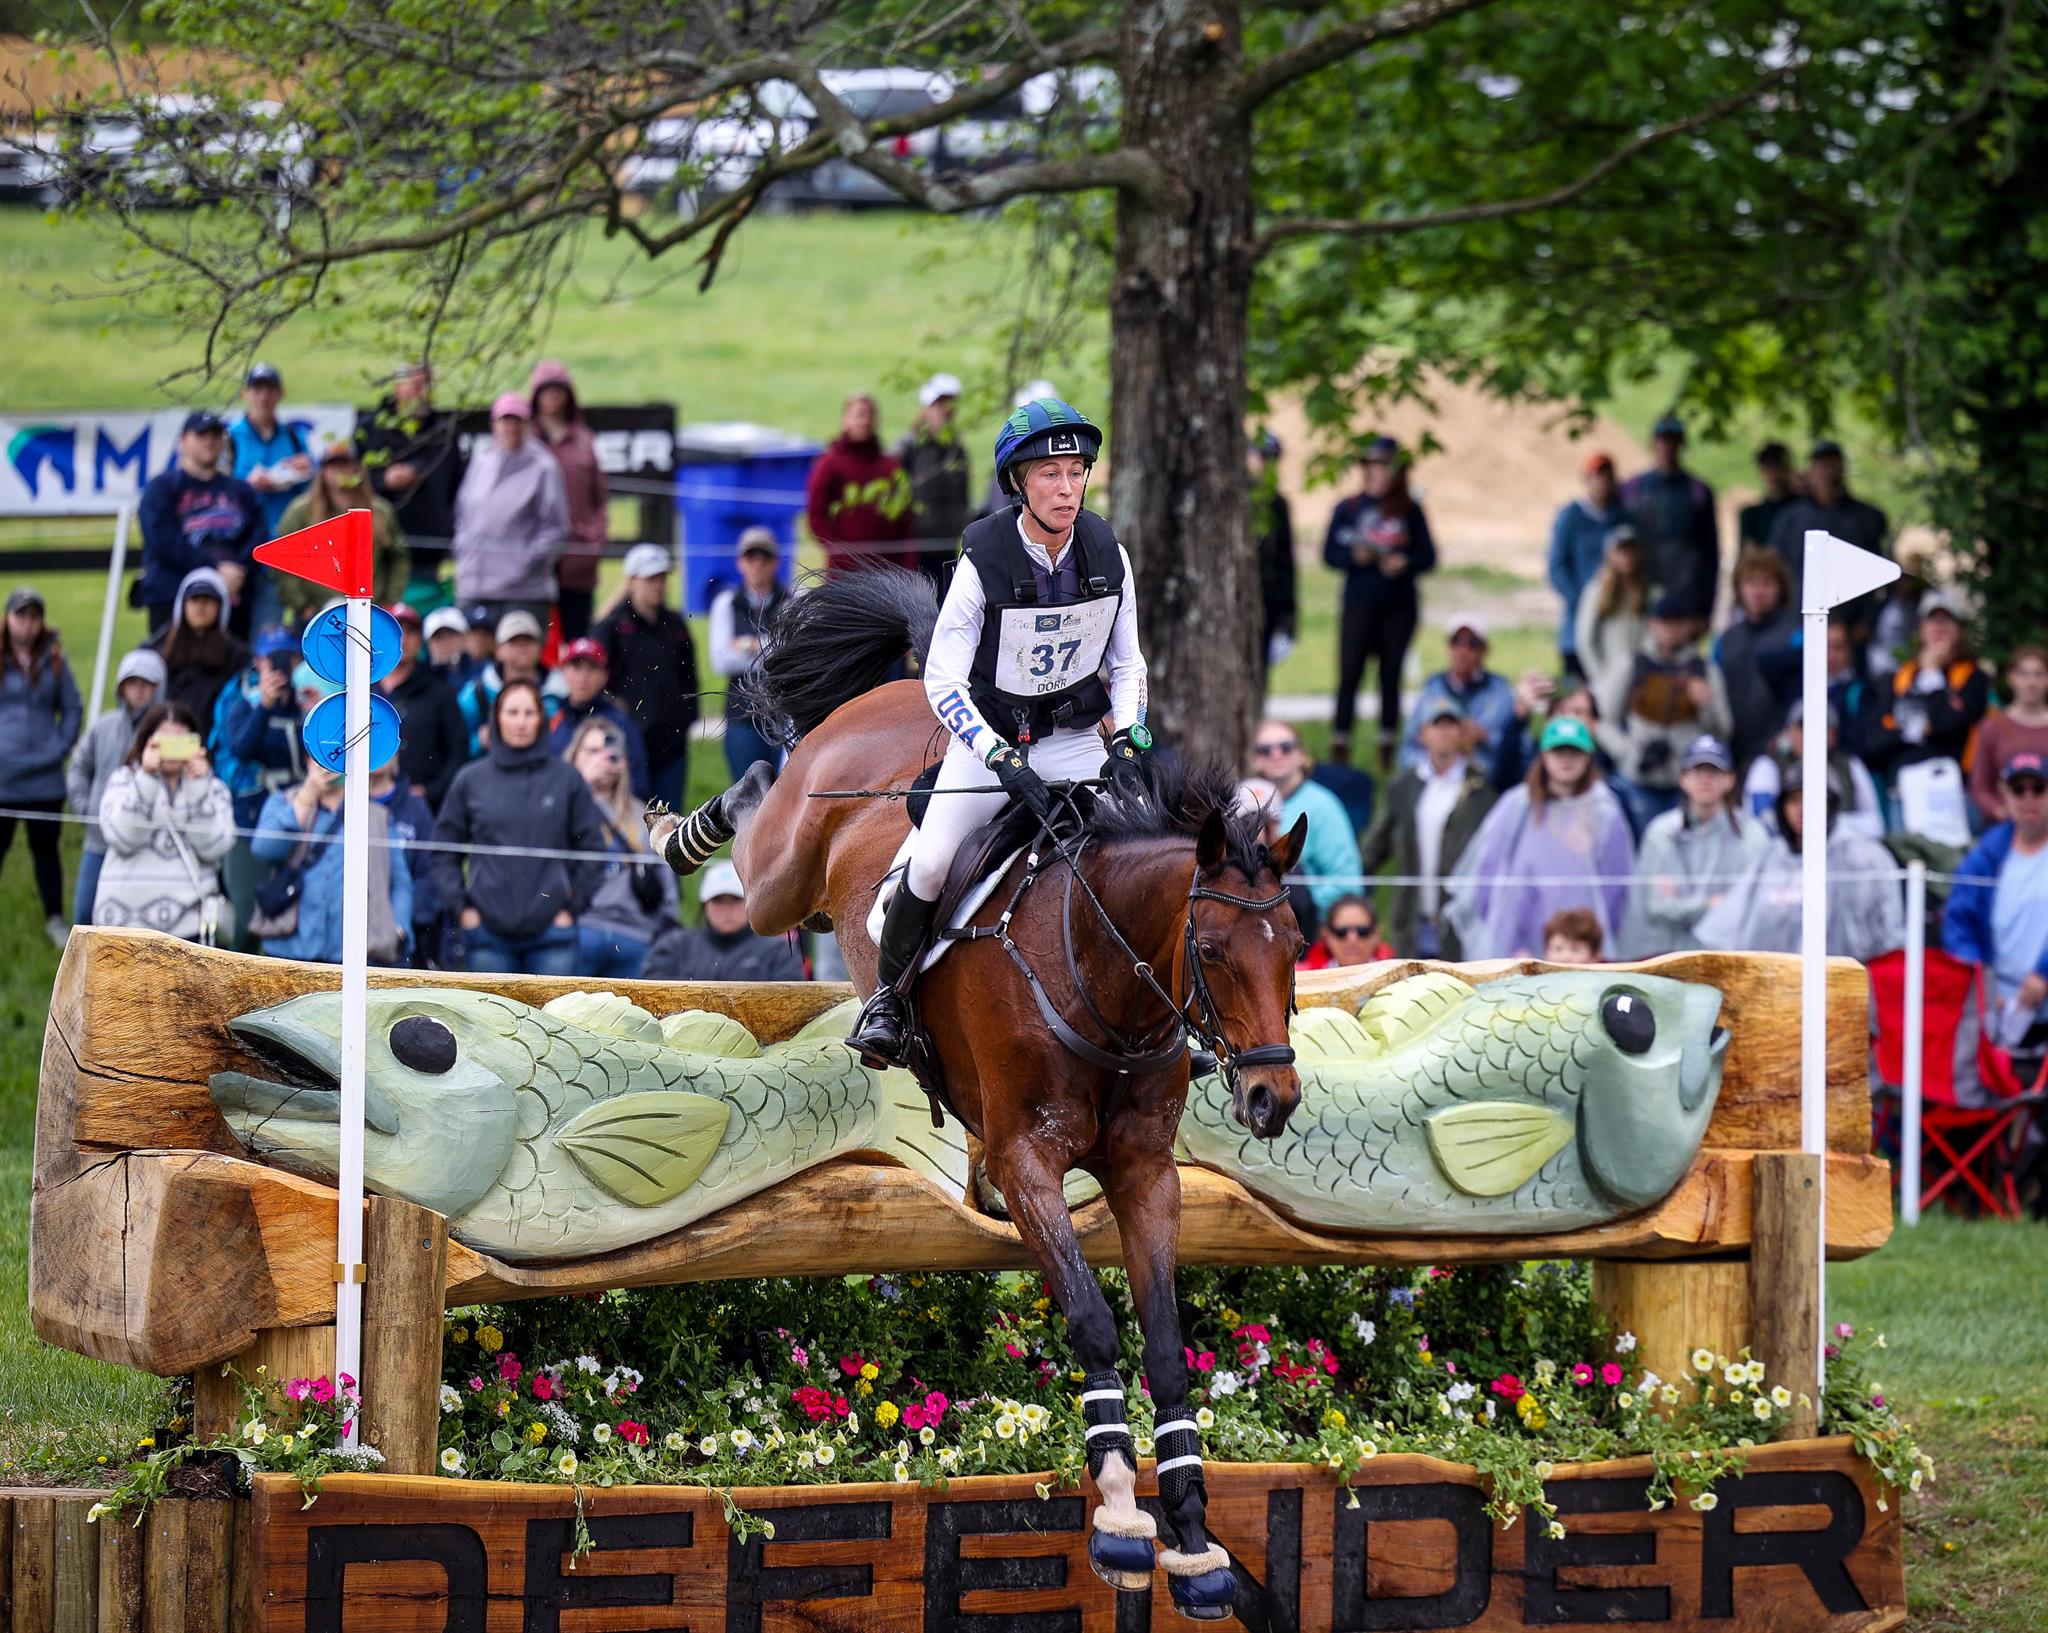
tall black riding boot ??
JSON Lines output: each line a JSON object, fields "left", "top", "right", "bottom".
{"left": 848, "top": 881, "right": 940, "bottom": 1069}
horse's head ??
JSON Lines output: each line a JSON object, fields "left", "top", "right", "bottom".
{"left": 1187, "top": 808, "right": 1307, "bottom": 1140}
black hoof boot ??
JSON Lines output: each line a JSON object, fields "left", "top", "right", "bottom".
{"left": 848, "top": 988, "right": 911, "bottom": 1071}
{"left": 1088, "top": 1512, "right": 1157, "bottom": 1592}
{"left": 1163, "top": 1547, "right": 1235, "bottom": 1621}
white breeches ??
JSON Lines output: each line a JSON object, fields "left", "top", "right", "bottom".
{"left": 904, "top": 726, "right": 1105, "bottom": 900}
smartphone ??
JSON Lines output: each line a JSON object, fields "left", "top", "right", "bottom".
{"left": 157, "top": 732, "right": 201, "bottom": 762}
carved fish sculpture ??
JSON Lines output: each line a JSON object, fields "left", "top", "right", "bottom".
{"left": 209, "top": 990, "right": 962, "bottom": 1261}
{"left": 1175, "top": 970, "right": 1729, "bottom": 1232}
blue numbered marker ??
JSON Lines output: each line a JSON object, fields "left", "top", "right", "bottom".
{"left": 302, "top": 692, "right": 402, "bottom": 774}
{"left": 300, "top": 602, "right": 404, "bottom": 688}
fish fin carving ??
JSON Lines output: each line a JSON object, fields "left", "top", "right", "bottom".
{"left": 659, "top": 1010, "right": 764, "bottom": 1057}
{"left": 559, "top": 1090, "right": 735, "bottom": 1206}
{"left": 1354, "top": 971, "right": 1474, "bottom": 1058}
{"left": 1425, "top": 1102, "right": 1574, "bottom": 1197}
{"left": 543, "top": 992, "right": 665, "bottom": 1046}
{"left": 1293, "top": 1006, "right": 1377, "bottom": 1060}
{"left": 784, "top": 998, "right": 862, "bottom": 1047}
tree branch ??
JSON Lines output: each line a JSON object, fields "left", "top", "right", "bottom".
{"left": 1253, "top": 66, "right": 1793, "bottom": 259}
{"left": 1232, "top": 0, "right": 1502, "bottom": 114}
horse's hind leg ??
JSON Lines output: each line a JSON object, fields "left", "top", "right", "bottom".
{"left": 989, "top": 1135, "right": 1158, "bottom": 1594}
{"left": 650, "top": 760, "right": 776, "bottom": 876}
{"left": 1103, "top": 1144, "right": 1237, "bottom": 1621}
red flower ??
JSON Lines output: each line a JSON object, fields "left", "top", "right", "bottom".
{"left": 1600, "top": 1363, "right": 1624, "bottom": 1387}
{"left": 1571, "top": 1363, "right": 1595, "bottom": 1387}
{"left": 532, "top": 1375, "right": 555, "bottom": 1401}
{"left": 616, "top": 1420, "right": 650, "bottom": 1446}
{"left": 1322, "top": 1352, "right": 1340, "bottom": 1376}
{"left": 1184, "top": 1347, "right": 1217, "bottom": 1373}
{"left": 902, "top": 1403, "right": 927, "bottom": 1430}
{"left": 1230, "top": 1323, "right": 1272, "bottom": 1343}
{"left": 310, "top": 1377, "right": 336, "bottom": 1404}
{"left": 832, "top": 1394, "right": 851, "bottom": 1419}
{"left": 497, "top": 1353, "right": 522, "bottom": 1383}
{"left": 1006, "top": 1342, "right": 1024, "bottom": 1358}
{"left": 1491, "top": 1374, "right": 1525, "bottom": 1402}
{"left": 923, "top": 1390, "right": 949, "bottom": 1424}
{"left": 792, "top": 1386, "right": 835, "bottom": 1422}
{"left": 839, "top": 1354, "right": 864, "bottom": 1378}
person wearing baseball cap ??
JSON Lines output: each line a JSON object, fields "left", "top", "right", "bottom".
{"left": 640, "top": 859, "right": 806, "bottom": 983}
{"left": 1602, "top": 590, "right": 1732, "bottom": 834}
{"left": 273, "top": 437, "right": 411, "bottom": 628}
{"left": 1450, "top": 707, "right": 1633, "bottom": 961}
{"left": 454, "top": 609, "right": 548, "bottom": 756}
{"left": 592, "top": 541, "right": 701, "bottom": 808}
{"left": 546, "top": 636, "right": 652, "bottom": 800}
{"left": 1761, "top": 435, "right": 1890, "bottom": 609}
{"left": 1865, "top": 588, "right": 1988, "bottom": 837}
{"left": 1361, "top": 691, "right": 1500, "bottom": 960}
{"left": 1620, "top": 411, "right": 1718, "bottom": 623}
{"left": 423, "top": 605, "right": 477, "bottom": 689}
{"left": 1549, "top": 450, "right": 1628, "bottom": 680}
{"left": 1325, "top": 433, "right": 1437, "bottom": 767}
{"left": 450, "top": 388, "right": 568, "bottom": 634}
{"left": 359, "top": 360, "right": 468, "bottom": 555}
{"left": 228, "top": 360, "right": 311, "bottom": 538}
{"left": 898, "top": 373, "right": 971, "bottom": 589}
{"left": 374, "top": 599, "right": 472, "bottom": 810}
{"left": 137, "top": 407, "right": 265, "bottom": 639}
{"left": 68, "top": 646, "right": 169, "bottom": 925}
{"left": 1738, "top": 441, "right": 1798, "bottom": 553}
{"left": 1398, "top": 612, "right": 1521, "bottom": 786}
{"left": 1947, "top": 747, "right": 2048, "bottom": 1038}
{"left": 704, "top": 529, "right": 789, "bottom": 780}
{"left": 1619, "top": 732, "right": 1767, "bottom": 959}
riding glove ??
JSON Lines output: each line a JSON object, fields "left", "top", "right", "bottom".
{"left": 987, "top": 744, "right": 1057, "bottom": 821}
{"left": 1102, "top": 725, "right": 1152, "bottom": 780}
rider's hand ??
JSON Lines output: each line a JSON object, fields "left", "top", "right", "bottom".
{"left": 987, "top": 745, "right": 1056, "bottom": 821}
{"left": 1101, "top": 725, "right": 1152, "bottom": 781}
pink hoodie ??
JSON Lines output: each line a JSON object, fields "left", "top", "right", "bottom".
{"left": 528, "top": 360, "right": 609, "bottom": 592}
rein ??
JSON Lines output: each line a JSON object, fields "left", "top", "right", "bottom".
{"left": 948, "top": 787, "right": 1298, "bottom": 1086}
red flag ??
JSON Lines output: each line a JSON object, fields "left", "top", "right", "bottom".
{"left": 254, "top": 508, "right": 374, "bottom": 598}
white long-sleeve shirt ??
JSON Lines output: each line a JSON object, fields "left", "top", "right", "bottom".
{"left": 707, "top": 585, "right": 781, "bottom": 679}
{"left": 923, "top": 515, "right": 1147, "bottom": 758}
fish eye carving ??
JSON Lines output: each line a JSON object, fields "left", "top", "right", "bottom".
{"left": 1601, "top": 992, "right": 1655, "bottom": 1055}
{"left": 390, "top": 1015, "right": 457, "bottom": 1075}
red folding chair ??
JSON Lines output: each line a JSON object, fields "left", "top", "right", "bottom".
{"left": 1869, "top": 947, "right": 2048, "bottom": 1219}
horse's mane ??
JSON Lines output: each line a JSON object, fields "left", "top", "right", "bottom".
{"left": 1088, "top": 758, "right": 1270, "bottom": 880}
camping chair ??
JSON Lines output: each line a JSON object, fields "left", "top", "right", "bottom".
{"left": 1869, "top": 947, "right": 2048, "bottom": 1219}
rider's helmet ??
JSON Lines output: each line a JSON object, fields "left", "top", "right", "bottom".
{"left": 993, "top": 398, "right": 1103, "bottom": 497}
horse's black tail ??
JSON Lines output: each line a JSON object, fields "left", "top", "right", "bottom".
{"left": 733, "top": 565, "right": 939, "bottom": 745}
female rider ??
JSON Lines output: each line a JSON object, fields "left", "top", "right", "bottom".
{"left": 848, "top": 398, "right": 1153, "bottom": 1067}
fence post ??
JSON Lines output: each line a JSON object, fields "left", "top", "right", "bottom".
{"left": 1901, "top": 859, "right": 1927, "bottom": 1226}
{"left": 359, "top": 1195, "right": 448, "bottom": 1474}
{"left": 1750, "top": 1152, "right": 1823, "bottom": 1438}
{"left": 86, "top": 505, "right": 133, "bottom": 720}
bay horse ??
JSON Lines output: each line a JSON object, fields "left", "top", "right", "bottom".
{"left": 653, "top": 568, "right": 1306, "bottom": 1617}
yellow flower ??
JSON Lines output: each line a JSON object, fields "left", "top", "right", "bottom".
{"left": 1221, "top": 1309, "right": 1241, "bottom": 1327}
{"left": 451, "top": 1326, "right": 469, "bottom": 1343}
{"left": 279, "top": 1434, "right": 295, "bottom": 1453}
{"left": 860, "top": 1362, "right": 880, "bottom": 1381}
{"left": 135, "top": 1437, "right": 155, "bottom": 1451}
{"left": 875, "top": 1401, "right": 900, "bottom": 1429}
{"left": 495, "top": 1399, "right": 510, "bottom": 1417}
{"left": 1033, "top": 1298, "right": 1050, "bottom": 1315}
{"left": 527, "top": 1422, "right": 548, "bottom": 1444}
{"left": 856, "top": 1379, "right": 873, "bottom": 1397}
{"left": 1515, "top": 1393, "right": 1538, "bottom": 1420}
{"left": 1323, "top": 1408, "right": 1346, "bottom": 1430}
{"left": 926, "top": 1306, "right": 941, "bottom": 1321}
{"left": 1418, "top": 1349, "right": 1433, "bottom": 1366}
{"left": 1524, "top": 1405, "right": 1548, "bottom": 1430}
{"left": 476, "top": 1326, "right": 504, "bottom": 1355}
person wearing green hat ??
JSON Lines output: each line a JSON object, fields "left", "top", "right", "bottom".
{"left": 1443, "top": 711, "right": 1634, "bottom": 960}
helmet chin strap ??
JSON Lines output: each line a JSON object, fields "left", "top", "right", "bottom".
{"left": 1013, "top": 467, "right": 1091, "bottom": 546}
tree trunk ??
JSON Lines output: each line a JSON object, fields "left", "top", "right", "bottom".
{"left": 1109, "top": 1, "right": 1259, "bottom": 768}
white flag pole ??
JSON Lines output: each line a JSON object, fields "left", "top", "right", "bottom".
{"left": 1799, "top": 531, "right": 1832, "bottom": 1403}
{"left": 334, "top": 593, "right": 371, "bottom": 1441}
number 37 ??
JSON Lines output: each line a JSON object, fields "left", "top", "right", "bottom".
{"left": 1028, "top": 639, "right": 1083, "bottom": 678}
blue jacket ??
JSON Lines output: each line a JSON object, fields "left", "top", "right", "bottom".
{"left": 1398, "top": 670, "right": 1520, "bottom": 785}
{"left": 252, "top": 791, "right": 413, "bottom": 964}
{"left": 373, "top": 782, "right": 441, "bottom": 924}
{"left": 1547, "top": 498, "right": 1625, "bottom": 658}
{"left": 211, "top": 666, "right": 305, "bottom": 825}
{"left": 547, "top": 693, "right": 651, "bottom": 801}
{"left": 1943, "top": 823, "right": 2048, "bottom": 980}
{"left": 1279, "top": 776, "right": 1361, "bottom": 913}
{"left": 137, "top": 467, "right": 266, "bottom": 609}
{"left": 0, "top": 648, "right": 83, "bottom": 804}
{"left": 226, "top": 416, "right": 311, "bottom": 534}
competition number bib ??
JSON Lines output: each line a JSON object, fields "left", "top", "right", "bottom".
{"left": 991, "top": 596, "right": 1120, "bottom": 697}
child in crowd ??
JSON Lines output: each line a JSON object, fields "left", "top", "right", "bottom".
{"left": 1542, "top": 908, "right": 1604, "bottom": 965}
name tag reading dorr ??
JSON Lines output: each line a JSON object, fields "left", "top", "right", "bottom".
{"left": 993, "top": 596, "right": 1119, "bottom": 696}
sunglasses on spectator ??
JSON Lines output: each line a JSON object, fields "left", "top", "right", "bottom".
{"left": 1254, "top": 739, "right": 1299, "bottom": 756}
{"left": 1330, "top": 922, "right": 1377, "bottom": 939}
{"left": 2009, "top": 779, "right": 2048, "bottom": 798}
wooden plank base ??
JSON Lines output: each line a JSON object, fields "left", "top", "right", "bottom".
{"left": 248, "top": 1440, "right": 1903, "bottom": 1632}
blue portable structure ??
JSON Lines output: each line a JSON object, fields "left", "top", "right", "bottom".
{"left": 673, "top": 422, "right": 819, "bottom": 614}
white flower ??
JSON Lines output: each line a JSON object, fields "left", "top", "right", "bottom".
{"left": 1208, "top": 1371, "right": 1241, "bottom": 1397}
{"left": 1358, "top": 1440, "right": 1378, "bottom": 1460}
{"left": 1136, "top": 1437, "right": 1153, "bottom": 1455}
{"left": 816, "top": 1444, "right": 836, "bottom": 1466}
{"left": 574, "top": 1356, "right": 600, "bottom": 1374}
{"left": 1691, "top": 1348, "right": 1716, "bottom": 1374}
{"left": 698, "top": 1435, "right": 719, "bottom": 1456}
{"left": 602, "top": 1373, "right": 620, "bottom": 1395}
{"left": 86, "top": 1504, "right": 108, "bottom": 1524}
{"left": 556, "top": 1451, "right": 578, "bottom": 1476}
{"left": 662, "top": 1431, "right": 684, "bottom": 1452}
{"left": 1637, "top": 1371, "right": 1663, "bottom": 1394}
{"left": 894, "top": 1462, "right": 912, "bottom": 1483}
{"left": 1875, "top": 1334, "right": 1887, "bottom": 1349}
{"left": 731, "top": 1428, "right": 756, "bottom": 1451}
{"left": 1910, "top": 1469, "right": 1924, "bottom": 1493}
{"left": 897, "top": 1440, "right": 910, "bottom": 1461}
{"left": 1196, "top": 1407, "right": 1215, "bottom": 1429}
{"left": 439, "top": 1385, "right": 462, "bottom": 1415}
{"left": 1351, "top": 1315, "right": 1377, "bottom": 1345}
{"left": 1692, "top": 1492, "right": 1719, "bottom": 1512}
{"left": 440, "top": 1446, "right": 465, "bottom": 1473}
{"left": 1723, "top": 1364, "right": 1746, "bottom": 1388}
{"left": 1771, "top": 1385, "right": 1793, "bottom": 1408}
{"left": 1752, "top": 1397, "right": 1774, "bottom": 1421}
{"left": 1614, "top": 1332, "right": 1637, "bottom": 1354}
{"left": 796, "top": 1448, "right": 816, "bottom": 1469}
{"left": 591, "top": 1423, "right": 613, "bottom": 1445}
{"left": 1485, "top": 1400, "right": 1497, "bottom": 1421}
{"left": 1447, "top": 1382, "right": 1476, "bottom": 1403}
{"left": 243, "top": 1419, "right": 268, "bottom": 1446}
{"left": 919, "top": 1427, "right": 936, "bottom": 1446}
{"left": 1546, "top": 1521, "right": 1566, "bottom": 1540}
{"left": 938, "top": 1447, "right": 958, "bottom": 1467}
{"left": 1022, "top": 1404, "right": 1048, "bottom": 1430}
{"left": 1534, "top": 1461, "right": 1554, "bottom": 1481}
{"left": 1659, "top": 1385, "right": 1681, "bottom": 1405}
{"left": 846, "top": 1413, "right": 859, "bottom": 1435}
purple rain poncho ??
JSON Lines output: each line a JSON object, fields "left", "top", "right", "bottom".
{"left": 1444, "top": 782, "right": 1635, "bottom": 961}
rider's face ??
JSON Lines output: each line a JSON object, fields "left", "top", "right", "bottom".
{"left": 1021, "top": 457, "right": 1089, "bottom": 531}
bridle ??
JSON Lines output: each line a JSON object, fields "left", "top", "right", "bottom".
{"left": 953, "top": 789, "right": 1299, "bottom": 1090}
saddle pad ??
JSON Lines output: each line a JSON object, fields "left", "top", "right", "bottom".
{"left": 866, "top": 835, "right": 1025, "bottom": 977}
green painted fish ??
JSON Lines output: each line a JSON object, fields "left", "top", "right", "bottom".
{"left": 1175, "top": 970, "right": 1728, "bottom": 1232}
{"left": 209, "top": 990, "right": 964, "bottom": 1262}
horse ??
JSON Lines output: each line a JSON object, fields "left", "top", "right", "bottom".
{"left": 655, "top": 567, "right": 1307, "bottom": 1617}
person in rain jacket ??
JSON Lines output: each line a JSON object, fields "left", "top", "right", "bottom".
{"left": 0, "top": 585, "right": 84, "bottom": 942}
{"left": 451, "top": 392, "right": 568, "bottom": 626}
{"left": 68, "top": 646, "right": 164, "bottom": 925}
{"left": 529, "top": 361, "right": 610, "bottom": 639}
{"left": 93, "top": 701, "right": 236, "bottom": 944}
{"left": 1619, "top": 735, "right": 1767, "bottom": 958}
{"left": 253, "top": 762, "right": 413, "bottom": 966}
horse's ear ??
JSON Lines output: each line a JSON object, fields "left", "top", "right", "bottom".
{"left": 1196, "top": 808, "right": 1229, "bottom": 873}
{"left": 1268, "top": 814, "right": 1309, "bottom": 876}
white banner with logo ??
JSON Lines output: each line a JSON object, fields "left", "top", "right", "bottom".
{"left": 0, "top": 405, "right": 358, "bottom": 516}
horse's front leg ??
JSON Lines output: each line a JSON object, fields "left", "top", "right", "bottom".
{"left": 985, "top": 1130, "right": 1158, "bottom": 1594}
{"left": 1102, "top": 1140, "right": 1237, "bottom": 1622}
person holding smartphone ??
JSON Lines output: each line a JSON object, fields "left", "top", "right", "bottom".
{"left": 93, "top": 702, "right": 235, "bottom": 944}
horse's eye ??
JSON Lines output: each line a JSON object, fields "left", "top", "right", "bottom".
{"left": 1199, "top": 941, "right": 1222, "bottom": 962}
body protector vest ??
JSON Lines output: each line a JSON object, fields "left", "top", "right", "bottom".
{"left": 962, "top": 507, "right": 1125, "bottom": 743}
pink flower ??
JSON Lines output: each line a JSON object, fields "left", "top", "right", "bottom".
{"left": 1601, "top": 1363, "right": 1624, "bottom": 1386}
{"left": 1872, "top": 1393, "right": 1884, "bottom": 1408}
{"left": 1323, "top": 1353, "right": 1340, "bottom": 1376}
{"left": 497, "top": 1354, "right": 522, "bottom": 1383}
{"left": 902, "top": 1403, "right": 927, "bottom": 1431}
{"left": 791, "top": 1345, "right": 808, "bottom": 1368}
{"left": 467, "top": 1376, "right": 485, "bottom": 1392}
{"left": 616, "top": 1420, "right": 650, "bottom": 1446}
{"left": 310, "top": 1377, "right": 336, "bottom": 1404}
{"left": 284, "top": 1378, "right": 312, "bottom": 1403}
{"left": 1824, "top": 1344, "right": 1841, "bottom": 1361}
{"left": 1230, "top": 1323, "right": 1271, "bottom": 1343}
{"left": 792, "top": 1386, "right": 834, "bottom": 1422}
{"left": 839, "top": 1354, "right": 864, "bottom": 1378}
{"left": 923, "top": 1390, "right": 948, "bottom": 1424}
{"left": 1491, "top": 1374, "right": 1525, "bottom": 1403}
{"left": 532, "top": 1376, "right": 555, "bottom": 1402}
{"left": 339, "top": 1374, "right": 356, "bottom": 1391}
{"left": 1835, "top": 1322, "right": 1855, "bottom": 1340}
{"left": 1006, "top": 1342, "right": 1024, "bottom": 1358}
{"left": 1571, "top": 1363, "right": 1595, "bottom": 1387}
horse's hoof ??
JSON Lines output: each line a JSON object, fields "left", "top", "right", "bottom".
{"left": 1088, "top": 1523, "right": 1156, "bottom": 1593}
{"left": 1162, "top": 1546, "right": 1235, "bottom": 1621}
